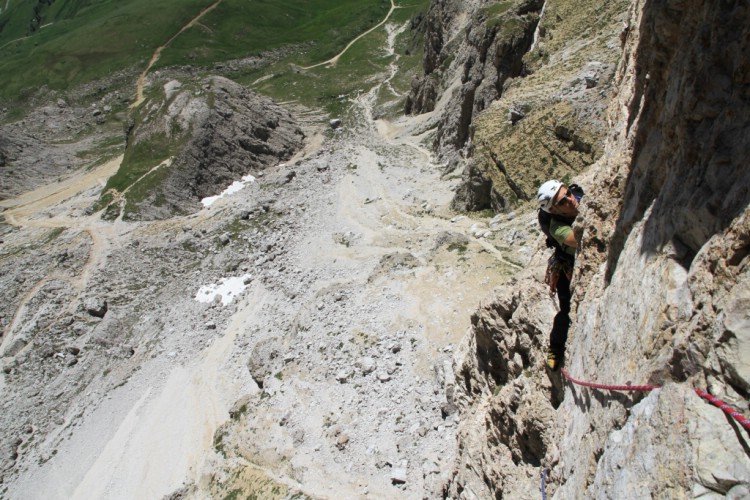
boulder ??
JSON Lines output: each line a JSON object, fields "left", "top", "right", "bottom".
{"left": 84, "top": 297, "right": 108, "bottom": 318}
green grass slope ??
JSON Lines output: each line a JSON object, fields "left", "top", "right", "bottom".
{"left": 159, "top": 0, "right": 393, "bottom": 67}
{"left": 0, "top": 0, "right": 396, "bottom": 100}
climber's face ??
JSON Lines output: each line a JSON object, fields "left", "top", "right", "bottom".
{"left": 550, "top": 186, "right": 579, "bottom": 217}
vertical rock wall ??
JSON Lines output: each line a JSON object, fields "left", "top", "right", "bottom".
{"left": 556, "top": 0, "right": 750, "bottom": 496}
{"left": 406, "top": 0, "right": 544, "bottom": 171}
{"left": 447, "top": 0, "right": 750, "bottom": 497}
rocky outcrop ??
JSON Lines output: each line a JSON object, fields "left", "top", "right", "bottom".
{"left": 106, "top": 76, "right": 304, "bottom": 220}
{"left": 449, "top": 160, "right": 501, "bottom": 212}
{"left": 447, "top": 0, "right": 627, "bottom": 212}
{"left": 0, "top": 126, "right": 79, "bottom": 200}
{"left": 406, "top": 0, "right": 544, "bottom": 171}
{"left": 447, "top": 0, "right": 750, "bottom": 497}
{"left": 446, "top": 262, "right": 560, "bottom": 498}
{"left": 0, "top": 85, "right": 129, "bottom": 200}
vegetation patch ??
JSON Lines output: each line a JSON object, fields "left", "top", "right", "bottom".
{"left": 159, "top": 0, "right": 392, "bottom": 69}
{"left": 0, "top": 0, "right": 402, "bottom": 102}
{"left": 447, "top": 242, "right": 468, "bottom": 254}
{"left": 92, "top": 81, "right": 195, "bottom": 218}
{"left": 223, "top": 216, "right": 254, "bottom": 240}
{"left": 0, "top": 0, "right": 214, "bottom": 98}
{"left": 482, "top": 1, "right": 515, "bottom": 18}
{"left": 473, "top": 100, "right": 600, "bottom": 209}
{"left": 204, "top": 464, "right": 291, "bottom": 500}
{"left": 236, "top": 0, "right": 431, "bottom": 115}
{"left": 42, "top": 227, "right": 65, "bottom": 244}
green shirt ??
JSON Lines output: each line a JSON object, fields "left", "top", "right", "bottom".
{"left": 550, "top": 217, "right": 576, "bottom": 256}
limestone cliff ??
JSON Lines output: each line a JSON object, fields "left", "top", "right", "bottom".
{"left": 407, "top": 0, "right": 630, "bottom": 212}
{"left": 406, "top": 0, "right": 545, "bottom": 172}
{"left": 445, "top": 0, "right": 750, "bottom": 497}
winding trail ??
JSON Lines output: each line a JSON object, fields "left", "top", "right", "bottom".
{"left": 132, "top": 0, "right": 222, "bottom": 108}
{"left": 0, "top": 155, "right": 124, "bottom": 354}
{"left": 300, "top": 0, "right": 399, "bottom": 70}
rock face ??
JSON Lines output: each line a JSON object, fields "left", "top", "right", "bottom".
{"left": 446, "top": 0, "right": 750, "bottom": 497}
{"left": 449, "top": 265, "right": 559, "bottom": 498}
{"left": 406, "top": 0, "right": 544, "bottom": 172}
{"left": 409, "top": 0, "right": 627, "bottom": 211}
{"left": 110, "top": 76, "right": 304, "bottom": 220}
{"left": 0, "top": 115, "right": 97, "bottom": 200}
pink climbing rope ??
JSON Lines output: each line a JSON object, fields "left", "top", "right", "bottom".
{"left": 542, "top": 369, "right": 750, "bottom": 499}
{"left": 560, "top": 368, "right": 661, "bottom": 392}
{"left": 694, "top": 389, "right": 750, "bottom": 431}
{"left": 561, "top": 369, "right": 750, "bottom": 431}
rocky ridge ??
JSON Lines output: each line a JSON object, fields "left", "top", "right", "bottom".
{"left": 407, "top": 0, "right": 629, "bottom": 212}
{"left": 0, "top": 76, "right": 132, "bottom": 200}
{"left": 406, "top": 0, "right": 545, "bottom": 170}
{"left": 103, "top": 75, "right": 305, "bottom": 220}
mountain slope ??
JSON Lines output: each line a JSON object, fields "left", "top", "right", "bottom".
{"left": 0, "top": 0, "right": 748, "bottom": 498}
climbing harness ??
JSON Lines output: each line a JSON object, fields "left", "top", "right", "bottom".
{"left": 538, "top": 208, "right": 576, "bottom": 297}
{"left": 544, "top": 254, "right": 573, "bottom": 297}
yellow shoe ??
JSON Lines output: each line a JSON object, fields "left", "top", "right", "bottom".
{"left": 546, "top": 349, "right": 562, "bottom": 371}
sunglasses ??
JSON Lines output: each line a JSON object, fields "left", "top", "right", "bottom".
{"left": 554, "top": 187, "right": 576, "bottom": 208}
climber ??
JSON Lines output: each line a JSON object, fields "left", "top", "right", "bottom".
{"left": 537, "top": 180, "right": 583, "bottom": 370}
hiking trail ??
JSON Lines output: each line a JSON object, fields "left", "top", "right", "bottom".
{"left": 132, "top": 0, "right": 222, "bottom": 108}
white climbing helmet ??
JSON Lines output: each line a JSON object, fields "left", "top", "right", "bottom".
{"left": 537, "top": 179, "right": 563, "bottom": 213}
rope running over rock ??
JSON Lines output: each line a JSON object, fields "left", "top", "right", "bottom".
{"left": 560, "top": 368, "right": 661, "bottom": 392}
{"left": 693, "top": 389, "right": 750, "bottom": 431}
{"left": 559, "top": 368, "right": 750, "bottom": 431}
{"left": 540, "top": 369, "right": 750, "bottom": 498}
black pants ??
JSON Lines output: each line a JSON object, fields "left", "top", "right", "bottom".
{"left": 550, "top": 271, "right": 571, "bottom": 354}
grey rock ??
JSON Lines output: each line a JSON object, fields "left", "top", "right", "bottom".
{"left": 335, "top": 370, "right": 351, "bottom": 383}
{"left": 84, "top": 297, "right": 108, "bottom": 318}
{"left": 727, "top": 484, "right": 750, "bottom": 500}
{"left": 509, "top": 108, "right": 525, "bottom": 124}
{"left": 248, "top": 339, "right": 279, "bottom": 388}
{"left": 390, "top": 467, "right": 407, "bottom": 484}
{"left": 359, "top": 357, "right": 376, "bottom": 375}
{"left": 336, "top": 433, "right": 350, "bottom": 449}
{"left": 119, "top": 76, "right": 304, "bottom": 220}
{"left": 584, "top": 75, "right": 598, "bottom": 88}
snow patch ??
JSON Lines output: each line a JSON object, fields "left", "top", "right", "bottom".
{"left": 194, "top": 274, "right": 252, "bottom": 306}
{"left": 201, "top": 174, "right": 256, "bottom": 207}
